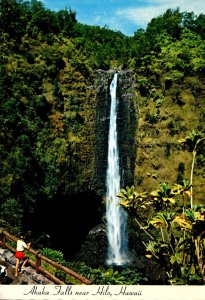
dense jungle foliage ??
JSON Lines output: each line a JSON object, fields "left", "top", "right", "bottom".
{"left": 0, "top": 0, "right": 205, "bottom": 284}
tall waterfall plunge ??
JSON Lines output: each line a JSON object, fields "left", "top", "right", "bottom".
{"left": 106, "top": 73, "right": 129, "bottom": 266}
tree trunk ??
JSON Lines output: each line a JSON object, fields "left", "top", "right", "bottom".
{"left": 190, "top": 150, "right": 196, "bottom": 209}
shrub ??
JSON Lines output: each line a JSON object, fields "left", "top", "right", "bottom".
{"left": 118, "top": 183, "right": 205, "bottom": 285}
{"left": 41, "top": 247, "right": 65, "bottom": 264}
{"left": 0, "top": 198, "right": 23, "bottom": 228}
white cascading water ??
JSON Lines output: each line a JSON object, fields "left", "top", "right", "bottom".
{"left": 106, "top": 73, "right": 129, "bottom": 266}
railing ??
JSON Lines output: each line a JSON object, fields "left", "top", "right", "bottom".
{"left": 0, "top": 228, "right": 91, "bottom": 285}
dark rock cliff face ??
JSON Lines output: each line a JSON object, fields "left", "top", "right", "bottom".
{"left": 117, "top": 71, "right": 137, "bottom": 189}
{"left": 94, "top": 69, "right": 137, "bottom": 196}
{"left": 75, "top": 70, "right": 138, "bottom": 267}
{"left": 94, "top": 70, "right": 112, "bottom": 195}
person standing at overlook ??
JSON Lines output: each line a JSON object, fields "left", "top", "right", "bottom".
{"left": 15, "top": 235, "right": 31, "bottom": 276}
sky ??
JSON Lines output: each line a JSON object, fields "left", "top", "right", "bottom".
{"left": 40, "top": 0, "right": 205, "bottom": 36}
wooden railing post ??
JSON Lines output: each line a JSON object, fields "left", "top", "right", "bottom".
{"left": 1, "top": 231, "right": 6, "bottom": 249}
{"left": 35, "top": 250, "right": 41, "bottom": 274}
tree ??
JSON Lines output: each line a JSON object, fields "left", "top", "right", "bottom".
{"left": 179, "top": 130, "right": 205, "bottom": 208}
{"left": 118, "top": 183, "right": 205, "bottom": 284}
{"left": 145, "top": 8, "right": 183, "bottom": 52}
{"left": 182, "top": 12, "right": 196, "bottom": 31}
{"left": 0, "top": 0, "right": 24, "bottom": 39}
{"left": 195, "top": 14, "right": 205, "bottom": 39}
{"left": 56, "top": 8, "right": 77, "bottom": 36}
{"left": 28, "top": 1, "right": 58, "bottom": 34}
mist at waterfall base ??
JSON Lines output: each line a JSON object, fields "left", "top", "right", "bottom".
{"left": 106, "top": 73, "right": 131, "bottom": 267}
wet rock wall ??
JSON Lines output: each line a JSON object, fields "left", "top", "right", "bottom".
{"left": 94, "top": 70, "right": 137, "bottom": 195}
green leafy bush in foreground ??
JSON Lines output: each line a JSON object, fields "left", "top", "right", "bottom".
{"left": 38, "top": 248, "right": 142, "bottom": 284}
{"left": 67, "top": 262, "right": 142, "bottom": 285}
{"left": 117, "top": 183, "right": 205, "bottom": 285}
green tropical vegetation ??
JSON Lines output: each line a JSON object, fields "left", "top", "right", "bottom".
{"left": 40, "top": 249, "right": 143, "bottom": 285}
{"left": 0, "top": 0, "right": 205, "bottom": 284}
{"left": 118, "top": 182, "right": 205, "bottom": 284}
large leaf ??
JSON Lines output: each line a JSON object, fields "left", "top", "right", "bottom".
{"left": 145, "top": 241, "right": 160, "bottom": 253}
{"left": 118, "top": 200, "right": 131, "bottom": 208}
{"left": 170, "top": 252, "right": 183, "bottom": 264}
{"left": 162, "top": 197, "right": 175, "bottom": 204}
{"left": 172, "top": 216, "right": 192, "bottom": 230}
{"left": 149, "top": 213, "right": 168, "bottom": 228}
{"left": 172, "top": 181, "right": 191, "bottom": 196}
{"left": 150, "top": 190, "right": 160, "bottom": 197}
{"left": 185, "top": 209, "right": 196, "bottom": 222}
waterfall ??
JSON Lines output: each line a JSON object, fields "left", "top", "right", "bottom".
{"left": 106, "top": 73, "right": 129, "bottom": 266}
